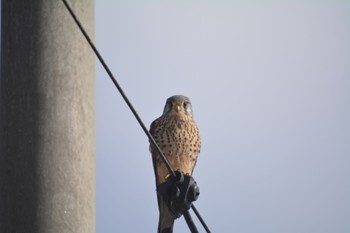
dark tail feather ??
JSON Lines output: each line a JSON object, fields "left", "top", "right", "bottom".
{"left": 158, "top": 198, "right": 175, "bottom": 233}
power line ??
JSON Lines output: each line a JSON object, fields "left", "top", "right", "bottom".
{"left": 61, "top": 0, "right": 176, "bottom": 179}
{"left": 61, "top": 1, "right": 211, "bottom": 232}
{"left": 192, "top": 205, "right": 211, "bottom": 233}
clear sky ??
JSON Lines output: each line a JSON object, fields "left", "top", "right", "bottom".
{"left": 95, "top": 1, "right": 350, "bottom": 232}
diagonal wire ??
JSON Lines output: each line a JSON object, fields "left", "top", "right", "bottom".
{"left": 192, "top": 205, "right": 211, "bottom": 233}
{"left": 61, "top": 1, "right": 210, "bottom": 232}
{"left": 183, "top": 210, "right": 199, "bottom": 233}
{"left": 61, "top": 0, "right": 176, "bottom": 179}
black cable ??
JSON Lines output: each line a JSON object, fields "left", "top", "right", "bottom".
{"left": 183, "top": 210, "right": 199, "bottom": 233}
{"left": 61, "top": 1, "right": 211, "bottom": 232}
{"left": 192, "top": 205, "right": 211, "bottom": 233}
{"left": 61, "top": 0, "right": 176, "bottom": 179}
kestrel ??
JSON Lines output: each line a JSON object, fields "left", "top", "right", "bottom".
{"left": 149, "top": 95, "right": 201, "bottom": 233}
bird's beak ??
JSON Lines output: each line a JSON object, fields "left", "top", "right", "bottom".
{"left": 174, "top": 103, "right": 182, "bottom": 112}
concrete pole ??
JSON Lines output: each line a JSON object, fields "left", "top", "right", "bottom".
{"left": 0, "top": 1, "right": 95, "bottom": 233}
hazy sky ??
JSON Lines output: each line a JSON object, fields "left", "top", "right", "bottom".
{"left": 95, "top": 1, "right": 350, "bottom": 232}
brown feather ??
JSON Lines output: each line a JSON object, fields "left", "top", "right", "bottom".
{"left": 149, "top": 96, "right": 201, "bottom": 233}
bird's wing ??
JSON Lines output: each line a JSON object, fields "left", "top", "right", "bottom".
{"left": 150, "top": 118, "right": 176, "bottom": 233}
{"left": 149, "top": 118, "right": 161, "bottom": 204}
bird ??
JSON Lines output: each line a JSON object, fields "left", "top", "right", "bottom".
{"left": 149, "top": 95, "right": 201, "bottom": 233}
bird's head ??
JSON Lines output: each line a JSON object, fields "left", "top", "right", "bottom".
{"left": 162, "top": 95, "right": 193, "bottom": 118}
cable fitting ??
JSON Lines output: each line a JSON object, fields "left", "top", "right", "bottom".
{"left": 157, "top": 170, "right": 200, "bottom": 219}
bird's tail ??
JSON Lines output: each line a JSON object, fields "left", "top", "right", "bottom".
{"left": 158, "top": 197, "right": 175, "bottom": 233}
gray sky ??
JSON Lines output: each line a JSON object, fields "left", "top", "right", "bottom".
{"left": 96, "top": 1, "right": 350, "bottom": 232}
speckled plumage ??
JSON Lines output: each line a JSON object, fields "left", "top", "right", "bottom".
{"left": 149, "top": 95, "right": 201, "bottom": 233}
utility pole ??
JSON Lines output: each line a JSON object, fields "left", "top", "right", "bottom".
{"left": 0, "top": 1, "right": 95, "bottom": 233}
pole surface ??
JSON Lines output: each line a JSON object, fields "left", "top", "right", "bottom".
{"left": 0, "top": 1, "right": 95, "bottom": 233}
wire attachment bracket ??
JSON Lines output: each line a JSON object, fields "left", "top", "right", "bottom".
{"left": 157, "top": 170, "right": 200, "bottom": 219}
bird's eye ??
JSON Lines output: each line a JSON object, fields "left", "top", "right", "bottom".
{"left": 183, "top": 101, "right": 189, "bottom": 108}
